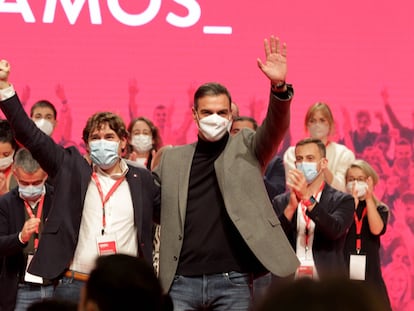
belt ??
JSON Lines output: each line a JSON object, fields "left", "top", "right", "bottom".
{"left": 64, "top": 270, "right": 89, "bottom": 282}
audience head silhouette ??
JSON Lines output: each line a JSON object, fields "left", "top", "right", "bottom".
{"left": 79, "top": 254, "right": 173, "bottom": 311}
{"left": 254, "top": 277, "right": 389, "bottom": 311}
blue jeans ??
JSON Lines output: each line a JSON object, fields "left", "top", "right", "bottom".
{"left": 252, "top": 272, "right": 272, "bottom": 304}
{"left": 14, "top": 283, "right": 54, "bottom": 311}
{"left": 169, "top": 272, "right": 252, "bottom": 311}
{"left": 53, "top": 277, "right": 85, "bottom": 303}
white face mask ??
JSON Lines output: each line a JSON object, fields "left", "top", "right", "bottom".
{"left": 0, "top": 153, "right": 13, "bottom": 170}
{"left": 346, "top": 181, "right": 368, "bottom": 198}
{"left": 308, "top": 123, "right": 330, "bottom": 140}
{"left": 34, "top": 119, "right": 54, "bottom": 136}
{"left": 197, "top": 113, "right": 231, "bottom": 142}
{"left": 131, "top": 134, "right": 153, "bottom": 153}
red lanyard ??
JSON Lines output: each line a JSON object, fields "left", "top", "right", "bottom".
{"left": 23, "top": 195, "right": 45, "bottom": 250}
{"left": 2, "top": 165, "right": 12, "bottom": 179}
{"left": 301, "top": 204, "right": 312, "bottom": 249}
{"left": 92, "top": 172, "right": 125, "bottom": 235}
{"left": 354, "top": 208, "right": 367, "bottom": 254}
{"left": 301, "top": 182, "right": 325, "bottom": 249}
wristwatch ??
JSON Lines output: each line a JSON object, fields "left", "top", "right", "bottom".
{"left": 302, "top": 196, "right": 316, "bottom": 207}
{"left": 271, "top": 81, "right": 286, "bottom": 92}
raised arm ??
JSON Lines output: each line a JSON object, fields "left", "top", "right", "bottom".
{"left": 0, "top": 60, "right": 64, "bottom": 178}
{"left": 128, "top": 78, "right": 139, "bottom": 122}
{"left": 255, "top": 36, "right": 293, "bottom": 168}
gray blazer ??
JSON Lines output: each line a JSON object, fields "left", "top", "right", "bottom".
{"left": 154, "top": 88, "right": 300, "bottom": 292}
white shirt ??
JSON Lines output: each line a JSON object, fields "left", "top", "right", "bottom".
{"left": 70, "top": 160, "right": 138, "bottom": 274}
{"left": 295, "top": 191, "right": 323, "bottom": 279}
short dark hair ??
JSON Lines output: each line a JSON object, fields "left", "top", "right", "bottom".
{"left": 295, "top": 137, "right": 326, "bottom": 158}
{"left": 255, "top": 277, "right": 390, "bottom": 311}
{"left": 356, "top": 110, "right": 370, "bottom": 121}
{"left": 82, "top": 112, "right": 128, "bottom": 144}
{"left": 193, "top": 82, "right": 232, "bottom": 110}
{"left": 0, "top": 119, "right": 18, "bottom": 150}
{"left": 84, "top": 254, "right": 172, "bottom": 311}
{"left": 233, "top": 116, "right": 258, "bottom": 130}
{"left": 30, "top": 100, "right": 57, "bottom": 119}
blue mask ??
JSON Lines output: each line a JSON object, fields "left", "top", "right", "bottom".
{"left": 296, "top": 161, "right": 319, "bottom": 184}
{"left": 19, "top": 183, "right": 44, "bottom": 201}
{"left": 89, "top": 140, "right": 120, "bottom": 170}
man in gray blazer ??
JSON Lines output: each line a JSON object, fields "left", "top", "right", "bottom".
{"left": 153, "top": 35, "right": 299, "bottom": 311}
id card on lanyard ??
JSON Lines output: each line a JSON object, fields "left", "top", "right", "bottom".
{"left": 92, "top": 172, "right": 125, "bottom": 255}
{"left": 23, "top": 196, "right": 45, "bottom": 284}
{"left": 296, "top": 182, "right": 324, "bottom": 280}
{"left": 349, "top": 208, "right": 367, "bottom": 280}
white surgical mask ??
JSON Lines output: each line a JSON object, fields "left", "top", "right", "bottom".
{"left": 89, "top": 139, "right": 120, "bottom": 170}
{"left": 0, "top": 153, "right": 14, "bottom": 170}
{"left": 346, "top": 181, "right": 368, "bottom": 198}
{"left": 18, "top": 183, "right": 45, "bottom": 201}
{"left": 296, "top": 161, "right": 319, "bottom": 184}
{"left": 198, "top": 113, "right": 231, "bottom": 142}
{"left": 34, "top": 119, "right": 54, "bottom": 136}
{"left": 308, "top": 123, "right": 330, "bottom": 140}
{"left": 131, "top": 134, "right": 153, "bottom": 153}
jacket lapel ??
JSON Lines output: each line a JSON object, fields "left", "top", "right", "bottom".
{"left": 126, "top": 168, "right": 143, "bottom": 240}
{"left": 178, "top": 144, "right": 196, "bottom": 228}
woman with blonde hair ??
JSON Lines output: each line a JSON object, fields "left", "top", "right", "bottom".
{"left": 344, "top": 159, "right": 391, "bottom": 310}
{"left": 283, "top": 102, "right": 355, "bottom": 192}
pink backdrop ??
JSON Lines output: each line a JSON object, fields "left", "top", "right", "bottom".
{"left": 1, "top": 0, "right": 413, "bottom": 308}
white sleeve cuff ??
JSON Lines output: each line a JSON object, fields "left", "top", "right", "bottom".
{"left": 0, "top": 85, "right": 15, "bottom": 101}
{"left": 18, "top": 231, "right": 25, "bottom": 243}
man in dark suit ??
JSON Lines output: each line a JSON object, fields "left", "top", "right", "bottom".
{"left": 0, "top": 148, "right": 53, "bottom": 311}
{"left": 272, "top": 137, "right": 355, "bottom": 280}
{"left": 0, "top": 59, "right": 160, "bottom": 303}
{"left": 153, "top": 35, "right": 299, "bottom": 310}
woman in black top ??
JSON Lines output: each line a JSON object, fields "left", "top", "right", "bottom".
{"left": 344, "top": 159, "right": 391, "bottom": 310}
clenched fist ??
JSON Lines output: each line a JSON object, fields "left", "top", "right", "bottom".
{"left": 20, "top": 217, "right": 41, "bottom": 243}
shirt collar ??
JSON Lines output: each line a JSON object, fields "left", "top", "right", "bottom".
{"left": 93, "top": 158, "right": 129, "bottom": 179}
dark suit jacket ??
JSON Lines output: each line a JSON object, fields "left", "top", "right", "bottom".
{"left": 0, "top": 94, "right": 161, "bottom": 280}
{"left": 0, "top": 186, "right": 54, "bottom": 311}
{"left": 264, "top": 155, "right": 286, "bottom": 199}
{"left": 272, "top": 183, "right": 355, "bottom": 279}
